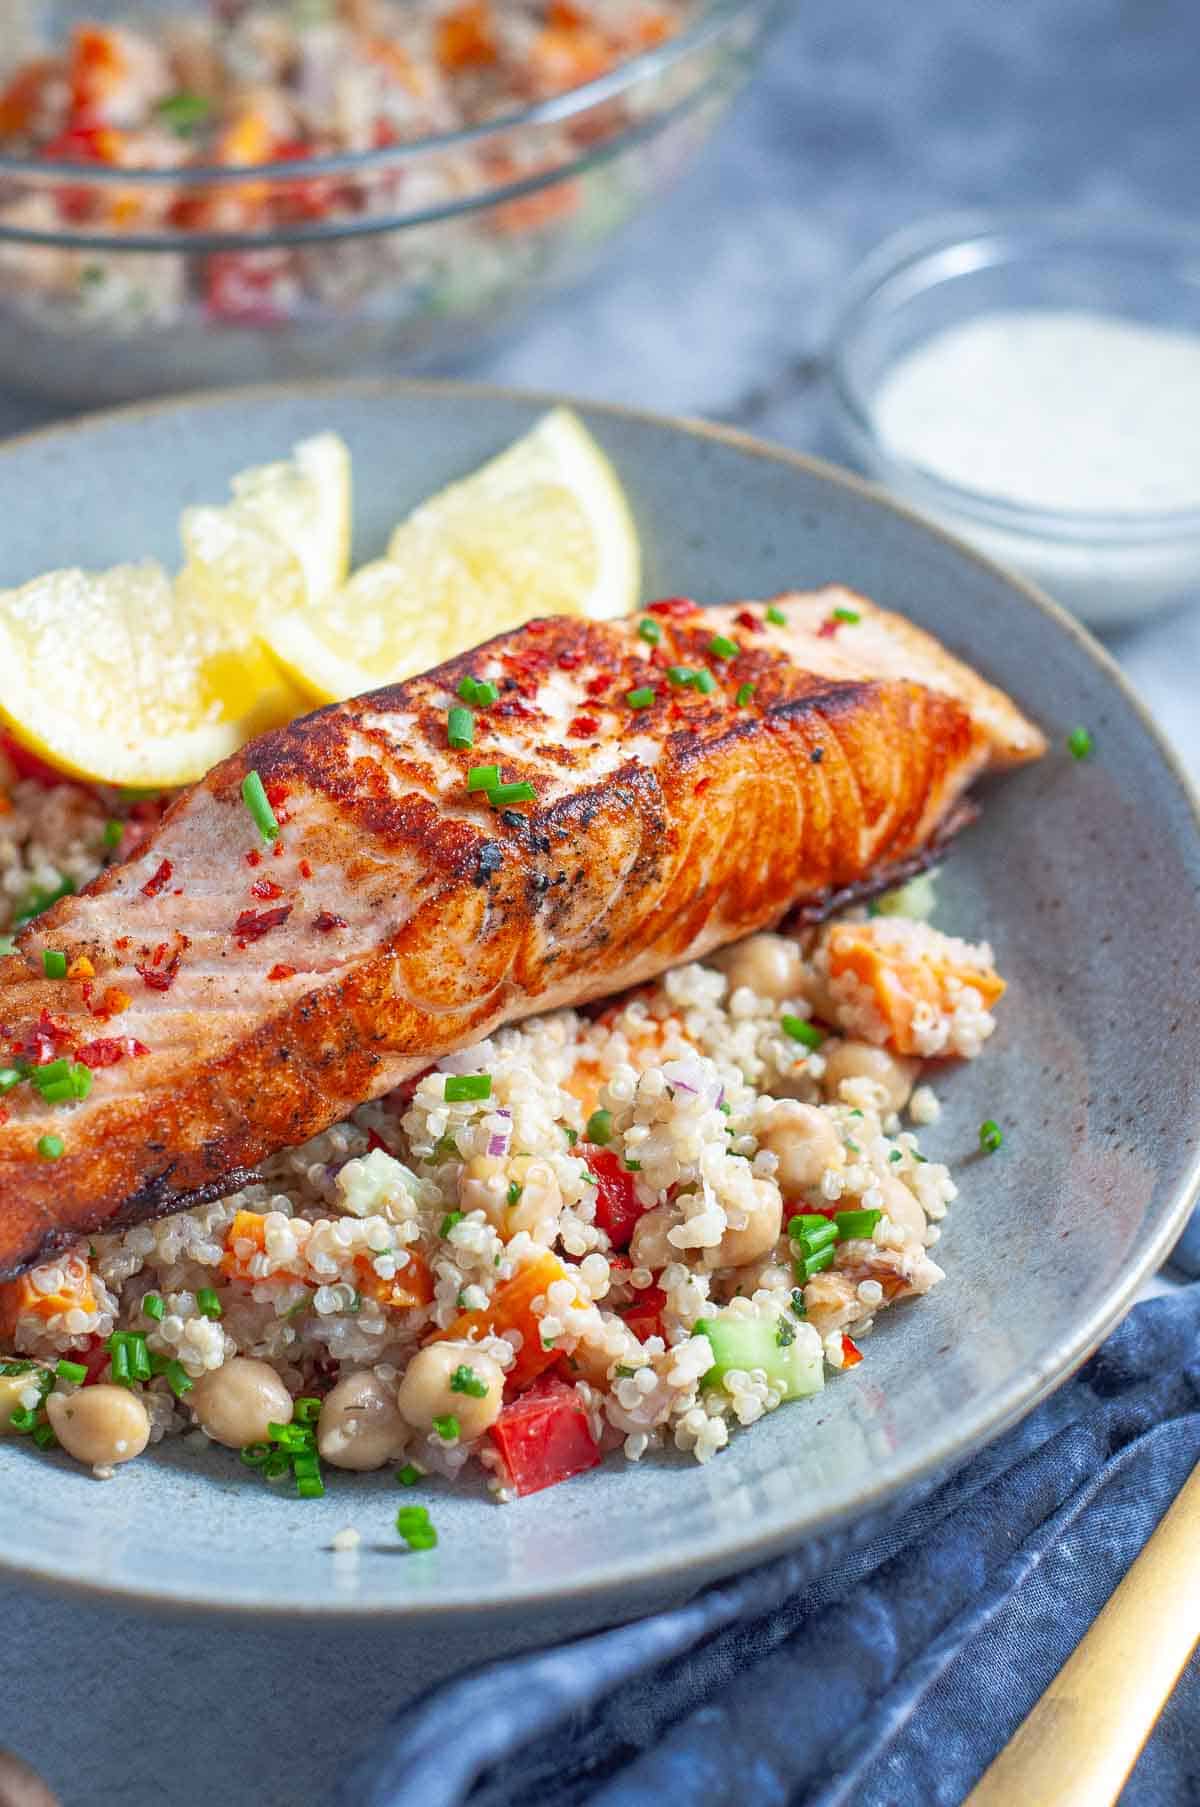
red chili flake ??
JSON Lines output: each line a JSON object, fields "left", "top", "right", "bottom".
{"left": 585, "top": 673, "right": 611, "bottom": 700}
{"left": 140, "top": 859, "right": 172, "bottom": 899}
{"left": 568, "top": 715, "right": 599, "bottom": 739}
{"left": 298, "top": 859, "right": 313, "bottom": 879}
{"left": 250, "top": 878, "right": 284, "bottom": 901}
{"left": 646, "top": 597, "right": 697, "bottom": 618}
{"left": 246, "top": 849, "right": 262, "bottom": 868}
{"left": 264, "top": 780, "right": 291, "bottom": 820}
{"left": 137, "top": 947, "right": 183, "bottom": 991}
{"left": 114, "top": 937, "right": 130, "bottom": 952}
{"left": 267, "top": 963, "right": 296, "bottom": 981}
{"left": 557, "top": 650, "right": 584, "bottom": 670}
{"left": 735, "top": 609, "right": 761, "bottom": 633}
{"left": 76, "top": 1037, "right": 150, "bottom": 1068}
{"left": 150, "top": 942, "right": 166, "bottom": 967}
{"left": 233, "top": 904, "right": 293, "bottom": 944}
{"left": 0, "top": 1106, "right": 7, "bottom": 1126}
{"left": 694, "top": 777, "right": 711, "bottom": 795}
{"left": 17, "top": 1008, "right": 73, "bottom": 1065}
{"left": 313, "top": 909, "right": 347, "bottom": 933}
{"left": 817, "top": 617, "right": 839, "bottom": 638}
{"left": 272, "top": 841, "right": 285, "bottom": 859}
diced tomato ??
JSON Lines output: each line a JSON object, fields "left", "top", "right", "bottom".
{"left": 646, "top": 597, "right": 698, "bottom": 618}
{"left": 584, "top": 1145, "right": 645, "bottom": 1251}
{"left": 841, "top": 1335, "right": 864, "bottom": 1369}
{"left": 620, "top": 1282, "right": 668, "bottom": 1345}
{"left": 205, "top": 252, "right": 289, "bottom": 326}
{"left": 75, "top": 1336, "right": 112, "bottom": 1386}
{"left": 488, "top": 1373, "right": 601, "bottom": 1497}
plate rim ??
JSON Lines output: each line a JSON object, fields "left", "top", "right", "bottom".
{"left": 1, "top": 375, "right": 1198, "bottom": 1620}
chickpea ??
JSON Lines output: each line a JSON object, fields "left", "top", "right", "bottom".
{"left": 0, "top": 1368, "right": 43, "bottom": 1436}
{"left": 188, "top": 1357, "right": 293, "bottom": 1450}
{"left": 759, "top": 1101, "right": 844, "bottom": 1197}
{"left": 317, "top": 1370, "right": 408, "bottom": 1471}
{"left": 821, "top": 1039, "right": 919, "bottom": 1115}
{"left": 628, "top": 1205, "right": 677, "bottom": 1270}
{"left": 44, "top": 1385, "right": 150, "bottom": 1469}
{"left": 874, "top": 1171, "right": 927, "bottom": 1246}
{"left": 505, "top": 1155, "right": 563, "bottom": 1242}
{"left": 396, "top": 1341, "right": 504, "bottom": 1441}
{"left": 713, "top": 932, "right": 806, "bottom": 1002}
{"left": 709, "top": 1178, "right": 783, "bottom": 1268}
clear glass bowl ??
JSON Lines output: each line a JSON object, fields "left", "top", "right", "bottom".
{"left": 0, "top": 0, "right": 776, "bottom": 403}
{"left": 829, "top": 211, "right": 1200, "bottom": 626}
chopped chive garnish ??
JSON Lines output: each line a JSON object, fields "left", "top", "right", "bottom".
{"left": 777, "top": 1315, "right": 796, "bottom": 1347}
{"left": 396, "top": 1505, "right": 437, "bottom": 1549}
{"left": 447, "top": 706, "right": 475, "bottom": 750}
{"left": 979, "top": 1119, "right": 1003, "bottom": 1154}
{"left": 37, "top": 1134, "right": 64, "bottom": 1160}
{"left": 0, "top": 1068, "right": 22, "bottom": 1093}
{"left": 586, "top": 1107, "right": 613, "bottom": 1145}
{"left": 791, "top": 1287, "right": 807, "bottom": 1317}
{"left": 240, "top": 1443, "right": 272, "bottom": 1468}
{"left": 443, "top": 1074, "right": 492, "bottom": 1102}
{"left": 196, "top": 1288, "right": 222, "bottom": 1320}
{"left": 766, "top": 605, "right": 787, "bottom": 625}
{"left": 488, "top": 781, "right": 536, "bottom": 807}
{"left": 1067, "top": 726, "right": 1093, "bottom": 760}
{"left": 163, "top": 1360, "right": 193, "bottom": 1399}
{"left": 292, "top": 1451, "right": 321, "bottom": 1480}
{"left": 42, "top": 949, "right": 67, "bottom": 979}
{"left": 506, "top": 1180, "right": 521, "bottom": 1206}
{"left": 666, "top": 665, "right": 694, "bottom": 687}
{"left": 563, "top": 1126, "right": 578, "bottom": 1145}
{"left": 31, "top": 1422, "right": 58, "bottom": 1450}
{"left": 798, "top": 1245, "right": 836, "bottom": 1279}
{"left": 103, "top": 819, "right": 124, "bottom": 848}
{"left": 296, "top": 1476, "right": 325, "bottom": 1499}
{"left": 889, "top": 1149, "right": 903, "bottom": 1162}
{"left": 833, "top": 606, "right": 861, "bottom": 624}
{"left": 294, "top": 1397, "right": 321, "bottom": 1425}
{"left": 474, "top": 680, "right": 498, "bottom": 706}
{"left": 431, "top": 1413, "right": 460, "bottom": 1442}
{"left": 623, "top": 1159, "right": 642, "bottom": 1172}
{"left": 9, "top": 1405, "right": 38, "bottom": 1434}
{"left": 693, "top": 669, "right": 718, "bottom": 695}
{"left": 241, "top": 771, "right": 279, "bottom": 844}
{"left": 33, "top": 1059, "right": 71, "bottom": 1086}
{"left": 440, "top": 1210, "right": 464, "bottom": 1237}
{"left": 142, "top": 1292, "right": 164, "bottom": 1322}
{"left": 626, "top": 687, "right": 656, "bottom": 710}
{"left": 708, "top": 634, "right": 738, "bottom": 659}
{"left": 638, "top": 618, "right": 663, "bottom": 645}
{"left": 157, "top": 90, "right": 212, "bottom": 134}
{"left": 395, "top": 1463, "right": 420, "bottom": 1487}
{"left": 450, "top": 1364, "right": 488, "bottom": 1398}
{"left": 467, "top": 763, "right": 500, "bottom": 792}
{"left": 834, "top": 1208, "right": 882, "bottom": 1240}
{"left": 736, "top": 683, "right": 756, "bottom": 706}
{"left": 39, "top": 1080, "right": 76, "bottom": 1105}
{"left": 56, "top": 1359, "right": 87, "bottom": 1385}
{"left": 781, "top": 1014, "right": 825, "bottom": 1050}
{"left": 791, "top": 1219, "right": 838, "bottom": 1255}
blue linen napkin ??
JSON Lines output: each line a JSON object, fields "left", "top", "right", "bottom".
{"left": 342, "top": 1271, "right": 1200, "bottom": 1807}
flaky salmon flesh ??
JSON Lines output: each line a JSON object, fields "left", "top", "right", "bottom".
{"left": 0, "top": 589, "right": 1044, "bottom": 1278}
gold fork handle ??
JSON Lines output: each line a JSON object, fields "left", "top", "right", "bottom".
{"left": 964, "top": 1460, "right": 1200, "bottom": 1807}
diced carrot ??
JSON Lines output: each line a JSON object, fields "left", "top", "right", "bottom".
{"left": 0, "top": 59, "right": 58, "bottom": 137}
{"left": 354, "top": 1248, "right": 434, "bottom": 1312}
{"left": 220, "top": 1209, "right": 303, "bottom": 1285}
{"left": 529, "top": 21, "right": 614, "bottom": 93}
{"left": 824, "top": 920, "right": 1005, "bottom": 1057}
{"left": 0, "top": 1253, "right": 95, "bottom": 1341}
{"left": 67, "top": 26, "right": 128, "bottom": 125}
{"left": 841, "top": 1334, "right": 864, "bottom": 1369}
{"left": 435, "top": 1, "right": 497, "bottom": 71}
{"left": 430, "top": 1251, "right": 583, "bottom": 1394}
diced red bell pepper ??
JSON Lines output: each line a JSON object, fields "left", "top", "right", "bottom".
{"left": 488, "top": 1373, "right": 601, "bottom": 1497}
{"left": 841, "top": 1335, "right": 864, "bottom": 1369}
{"left": 620, "top": 1283, "right": 668, "bottom": 1345}
{"left": 584, "top": 1146, "right": 645, "bottom": 1251}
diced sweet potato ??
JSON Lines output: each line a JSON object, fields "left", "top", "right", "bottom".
{"left": 825, "top": 919, "right": 1005, "bottom": 1056}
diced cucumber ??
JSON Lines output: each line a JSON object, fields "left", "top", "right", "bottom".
{"left": 695, "top": 1312, "right": 824, "bottom": 1402}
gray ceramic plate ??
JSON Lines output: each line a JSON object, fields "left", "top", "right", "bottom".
{"left": 1, "top": 382, "right": 1198, "bottom": 1622}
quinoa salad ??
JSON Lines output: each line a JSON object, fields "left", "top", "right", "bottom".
{"left": 0, "top": 741, "right": 1007, "bottom": 1509}
{"left": 0, "top": 1, "right": 693, "bottom": 338}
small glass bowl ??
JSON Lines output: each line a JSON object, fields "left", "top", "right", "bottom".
{"left": 829, "top": 211, "right": 1200, "bottom": 627}
{"left": 0, "top": 0, "right": 776, "bottom": 404}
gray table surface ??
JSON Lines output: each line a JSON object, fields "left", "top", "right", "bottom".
{"left": 4, "top": 3, "right": 1199, "bottom": 1803}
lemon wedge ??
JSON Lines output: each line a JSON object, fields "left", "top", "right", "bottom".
{"left": 0, "top": 563, "right": 299, "bottom": 789}
{"left": 179, "top": 431, "right": 352, "bottom": 630}
{"left": 264, "top": 407, "right": 640, "bottom": 703}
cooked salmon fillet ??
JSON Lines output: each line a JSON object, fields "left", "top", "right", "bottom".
{"left": 0, "top": 589, "right": 1043, "bottom": 1277}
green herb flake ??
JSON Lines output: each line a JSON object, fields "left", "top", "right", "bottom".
{"left": 766, "top": 605, "right": 787, "bottom": 626}
{"left": 626, "top": 686, "right": 656, "bottom": 710}
{"left": 103, "top": 818, "right": 124, "bottom": 849}
{"left": 196, "top": 1287, "right": 223, "bottom": 1320}
{"left": 979, "top": 1118, "right": 1004, "bottom": 1155}
{"left": 395, "top": 1463, "right": 421, "bottom": 1487}
{"left": 42, "top": 949, "right": 67, "bottom": 979}
{"left": 431, "top": 1413, "right": 460, "bottom": 1442}
{"left": 833, "top": 606, "right": 861, "bottom": 624}
{"left": 735, "top": 683, "right": 756, "bottom": 706}
{"left": 781, "top": 1014, "right": 825, "bottom": 1050}
{"left": 37, "top": 1134, "right": 64, "bottom": 1161}
{"left": 1067, "top": 726, "right": 1094, "bottom": 760}
{"left": 241, "top": 770, "right": 279, "bottom": 845}
{"left": 443, "top": 1074, "right": 492, "bottom": 1103}
{"left": 440, "top": 1211, "right": 464, "bottom": 1238}
{"left": 157, "top": 90, "right": 212, "bottom": 135}
{"left": 708, "top": 634, "right": 738, "bottom": 659}
{"left": 450, "top": 1364, "right": 488, "bottom": 1398}
{"left": 637, "top": 618, "right": 663, "bottom": 645}
{"left": 506, "top": 1180, "right": 522, "bottom": 1206}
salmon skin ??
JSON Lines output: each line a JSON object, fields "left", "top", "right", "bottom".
{"left": 0, "top": 589, "right": 1044, "bottom": 1278}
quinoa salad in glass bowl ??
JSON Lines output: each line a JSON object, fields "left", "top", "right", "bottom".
{"left": 0, "top": 1, "right": 769, "bottom": 401}
{"left": 0, "top": 737, "right": 1007, "bottom": 1513}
